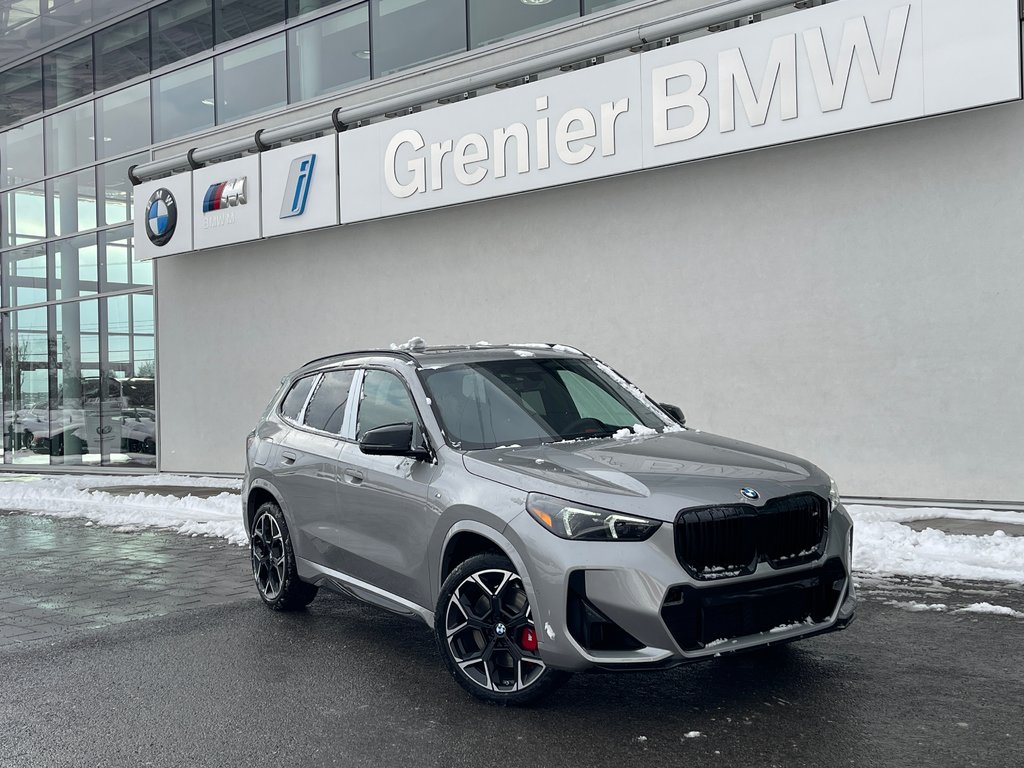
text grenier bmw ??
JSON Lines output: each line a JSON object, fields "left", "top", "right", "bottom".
{"left": 0, "top": 1, "right": 1019, "bottom": 505}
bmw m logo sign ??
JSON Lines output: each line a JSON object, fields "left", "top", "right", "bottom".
{"left": 145, "top": 188, "right": 177, "bottom": 246}
{"left": 202, "top": 177, "right": 247, "bottom": 213}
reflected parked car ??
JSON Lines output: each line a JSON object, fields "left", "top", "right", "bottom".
{"left": 244, "top": 342, "right": 855, "bottom": 704}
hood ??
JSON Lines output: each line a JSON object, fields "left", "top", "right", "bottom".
{"left": 462, "top": 430, "right": 827, "bottom": 523}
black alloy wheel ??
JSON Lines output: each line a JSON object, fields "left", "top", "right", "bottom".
{"left": 436, "top": 553, "right": 569, "bottom": 705}
{"left": 250, "top": 501, "right": 318, "bottom": 611}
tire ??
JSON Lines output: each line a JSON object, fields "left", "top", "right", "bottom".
{"left": 435, "top": 553, "right": 570, "bottom": 705}
{"left": 250, "top": 501, "right": 318, "bottom": 611}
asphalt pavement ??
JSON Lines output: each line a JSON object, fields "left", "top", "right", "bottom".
{"left": 1, "top": 512, "right": 1022, "bottom": 768}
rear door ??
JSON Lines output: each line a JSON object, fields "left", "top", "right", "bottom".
{"left": 273, "top": 369, "right": 356, "bottom": 570}
{"left": 334, "top": 367, "right": 439, "bottom": 608}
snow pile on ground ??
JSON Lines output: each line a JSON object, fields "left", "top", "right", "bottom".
{"left": 954, "top": 602, "right": 1024, "bottom": 618}
{"left": 0, "top": 473, "right": 247, "bottom": 545}
{"left": 847, "top": 504, "right": 1024, "bottom": 583}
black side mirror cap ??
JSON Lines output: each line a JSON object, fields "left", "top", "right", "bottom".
{"left": 659, "top": 403, "right": 686, "bottom": 426}
{"left": 359, "top": 423, "right": 431, "bottom": 460}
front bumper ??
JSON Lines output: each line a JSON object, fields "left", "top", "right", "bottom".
{"left": 504, "top": 504, "right": 856, "bottom": 672}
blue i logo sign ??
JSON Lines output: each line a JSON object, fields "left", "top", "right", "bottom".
{"left": 280, "top": 154, "right": 316, "bottom": 218}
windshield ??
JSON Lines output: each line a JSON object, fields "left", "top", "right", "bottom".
{"left": 419, "top": 357, "right": 671, "bottom": 450}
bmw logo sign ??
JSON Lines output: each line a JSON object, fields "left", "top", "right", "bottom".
{"left": 740, "top": 487, "right": 760, "bottom": 500}
{"left": 145, "top": 188, "right": 177, "bottom": 246}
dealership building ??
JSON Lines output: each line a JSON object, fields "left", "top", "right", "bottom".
{"left": 0, "top": 0, "right": 1021, "bottom": 505}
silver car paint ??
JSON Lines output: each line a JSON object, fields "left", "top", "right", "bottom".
{"left": 244, "top": 347, "right": 855, "bottom": 671}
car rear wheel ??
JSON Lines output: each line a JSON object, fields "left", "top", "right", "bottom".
{"left": 435, "top": 553, "right": 569, "bottom": 705}
{"left": 250, "top": 501, "right": 318, "bottom": 611}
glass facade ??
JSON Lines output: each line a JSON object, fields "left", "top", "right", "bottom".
{"left": 0, "top": 0, "right": 640, "bottom": 471}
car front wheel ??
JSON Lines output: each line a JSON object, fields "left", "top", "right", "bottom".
{"left": 435, "top": 553, "right": 569, "bottom": 705}
{"left": 250, "top": 501, "right": 318, "bottom": 611}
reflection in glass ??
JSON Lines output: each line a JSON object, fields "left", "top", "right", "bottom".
{"left": 94, "top": 13, "right": 150, "bottom": 91}
{"left": 101, "top": 225, "right": 151, "bottom": 290}
{"left": 468, "top": 0, "right": 578, "bottom": 49}
{"left": 104, "top": 293, "right": 156, "bottom": 465}
{"left": 44, "top": 102, "right": 95, "bottom": 175}
{"left": 215, "top": 0, "right": 286, "bottom": 44}
{"left": 43, "top": 36, "right": 94, "bottom": 109}
{"left": 1, "top": 182, "right": 46, "bottom": 249}
{"left": 371, "top": 0, "right": 466, "bottom": 77}
{"left": 288, "top": 5, "right": 370, "bottom": 103}
{"left": 47, "top": 168, "right": 98, "bottom": 237}
{"left": 1, "top": 245, "right": 47, "bottom": 307}
{"left": 52, "top": 298, "right": 100, "bottom": 466}
{"left": 99, "top": 153, "right": 148, "bottom": 227}
{"left": 216, "top": 35, "right": 286, "bottom": 124}
{"left": 152, "top": 60, "right": 214, "bottom": 142}
{"left": 0, "top": 4, "right": 42, "bottom": 72}
{"left": 0, "top": 58, "right": 43, "bottom": 128}
{"left": 95, "top": 82, "right": 151, "bottom": 160}
{"left": 0, "top": 119, "right": 45, "bottom": 189}
{"left": 287, "top": 0, "right": 338, "bottom": 18}
{"left": 49, "top": 234, "right": 100, "bottom": 302}
{"left": 4, "top": 305, "right": 50, "bottom": 464}
{"left": 151, "top": 0, "right": 214, "bottom": 71}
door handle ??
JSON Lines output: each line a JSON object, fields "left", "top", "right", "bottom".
{"left": 281, "top": 451, "right": 297, "bottom": 465}
{"left": 343, "top": 469, "right": 364, "bottom": 485}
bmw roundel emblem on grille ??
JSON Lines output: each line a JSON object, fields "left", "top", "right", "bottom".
{"left": 740, "top": 487, "right": 760, "bottom": 500}
{"left": 145, "top": 188, "right": 177, "bottom": 247}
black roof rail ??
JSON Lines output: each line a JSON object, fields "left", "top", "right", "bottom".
{"left": 299, "top": 348, "right": 417, "bottom": 370}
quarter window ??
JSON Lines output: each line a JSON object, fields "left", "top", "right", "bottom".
{"left": 280, "top": 374, "right": 315, "bottom": 422}
{"left": 303, "top": 370, "right": 355, "bottom": 433}
{"left": 356, "top": 369, "right": 418, "bottom": 439}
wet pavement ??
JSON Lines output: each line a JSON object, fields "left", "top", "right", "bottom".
{"left": 1, "top": 511, "right": 1022, "bottom": 768}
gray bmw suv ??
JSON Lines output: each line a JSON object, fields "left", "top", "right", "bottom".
{"left": 243, "top": 343, "right": 855, "bottom": 704}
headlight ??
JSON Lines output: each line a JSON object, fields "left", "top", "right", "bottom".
{"left": 526, "top": 493, "right": 661, "bottom": 541}
{"left": 829, "top": 476, "right": 841, "bottom": 511}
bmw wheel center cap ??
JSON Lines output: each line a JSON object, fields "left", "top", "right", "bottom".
{"left": 740, "top": 487, "right": 760, "bottom": 500}
{"left": 145, "top": 188, "right": 177, "bottom": 246}
{"left": 495, "top": 622, "right": 507, "bottom": 637}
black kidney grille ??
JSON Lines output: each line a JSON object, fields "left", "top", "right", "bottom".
{"left": 674, "top": 493, "right": 827, "bottom": 579}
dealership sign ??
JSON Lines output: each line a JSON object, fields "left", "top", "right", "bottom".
{"left": 134, "top": 0, "right": 1021, "bottom": 258}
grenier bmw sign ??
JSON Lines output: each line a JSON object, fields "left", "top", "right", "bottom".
{"left": 133, "top": 0, "right": 1021, "bottom": 259}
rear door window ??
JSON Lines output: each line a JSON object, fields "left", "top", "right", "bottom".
{"left": 303, "top": 370, "right": 356, "bottom": 434}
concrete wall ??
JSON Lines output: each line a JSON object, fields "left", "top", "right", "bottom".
{"left": 155, "top": 97, "right": 1024, "bottom": 502}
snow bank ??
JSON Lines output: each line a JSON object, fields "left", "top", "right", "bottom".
{"left": 847, "top": 504, "right": 1024, "bottom": 584}
{"left": 954, "top": 602, "right": 1024, "bottom": 618}
{"left": 0, "top": 474, "right": 247, "bottom": 545}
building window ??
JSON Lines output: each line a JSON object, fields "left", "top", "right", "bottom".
{"left": 43, "top": 36, "right": 94, "bottom": 109}
{"left": 95, "top": 82, "right": 152, "bottom": 160}
{"left": 3, "top": 305, "right": 50, "bottom": 464}
{"left": 94, "top": 13, "right": 151, "bottom": 92}
{"left": 98, "top": 154, "right": 148, "bottom": 228}
{"left": 216, "top": 34, "right": 286, "bottom": 124}
{"left": 0, "top": 59, "right": 43, "bottom": 128}
{"left": 370, "top": 0, "right": 466, "bottom": 78}
{"left": 46, "top": 169, "right": 98, "bottom": 238}
{"left": 100, "top": 226, "right": 151, "bottom": 291}
{"left": 287, "top": 0, "right": 340, "bottom": 19}
{"left": 44, "top": 102, "right": 95, "bottom": 175}
{"left": 288, "top": 4, "right": 369, "bottom": 103}
{"left": 152, "top": 60, "right": 214, "bottom": 142}
{"left": 50, "top": 234, "right": 99, "bottom": 302}
{"left": 151, "top": 0, "right": 214, "bottom": 71}
{"left": 1, "top": 245, "right": 47, "bottom": 307}
{"left": 215, "top": 0, "right": 286, "bottom": 45}
{"left": 584, "top": 0, "right": 637, "bottom": 13}
{"left": 468, "top": 0, "right": 578, "bottom": 49}
{"left": 0, "top": 183, "right": 46, "bottom": 250}
{"left": 0, "top": 120, "right": 45, "bottom": 190}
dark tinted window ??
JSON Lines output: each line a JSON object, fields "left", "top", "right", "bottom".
{"left": 43, "top": 37, "right": 94, "bottom": 109}
{"left": 281, "top": 374, "right": 315, "bottom": 421}
{"left": 356, "top": 369, "right": 417, "bottom": 439}
{"left": 304, "top": 369, "right": 355, "bottom": 433}
{"left": 370, "top": 0, "right": 465, "bottom": 77}
{"left": 0, "top": 59, "right": 43, "bottom": 128}
{"left": 94, "top": 13, "right": 150, "bottom": 91}
{"left": 215, "top": 0, "right": 285, "bottom": 44}
{"left": 151, "top": 0, "right": 214, "bottom": 71}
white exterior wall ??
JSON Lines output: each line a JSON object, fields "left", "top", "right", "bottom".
{"left": 155, "top": 96, "right": 1024, "bottom": 502}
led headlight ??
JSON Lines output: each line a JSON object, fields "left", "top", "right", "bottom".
{"left": 526, "top": 493, "right": 661, "bottom": 541}
{"left": 829, "top": 476, "right": 841, "bottom": 512}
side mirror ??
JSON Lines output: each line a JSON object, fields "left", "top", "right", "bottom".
{"left": 359, "top": 423, "right": 431, "bottom": 460}
{"left": 659, "top": 403, "right": 686, "bottom": 426}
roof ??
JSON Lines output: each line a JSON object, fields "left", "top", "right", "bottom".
{"left": 298, "top": 343, "right": 586, "bottom": 373}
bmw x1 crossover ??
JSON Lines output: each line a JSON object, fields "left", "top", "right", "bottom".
{"left": 243, "top": 342, "right": 855, "bottom": 704}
